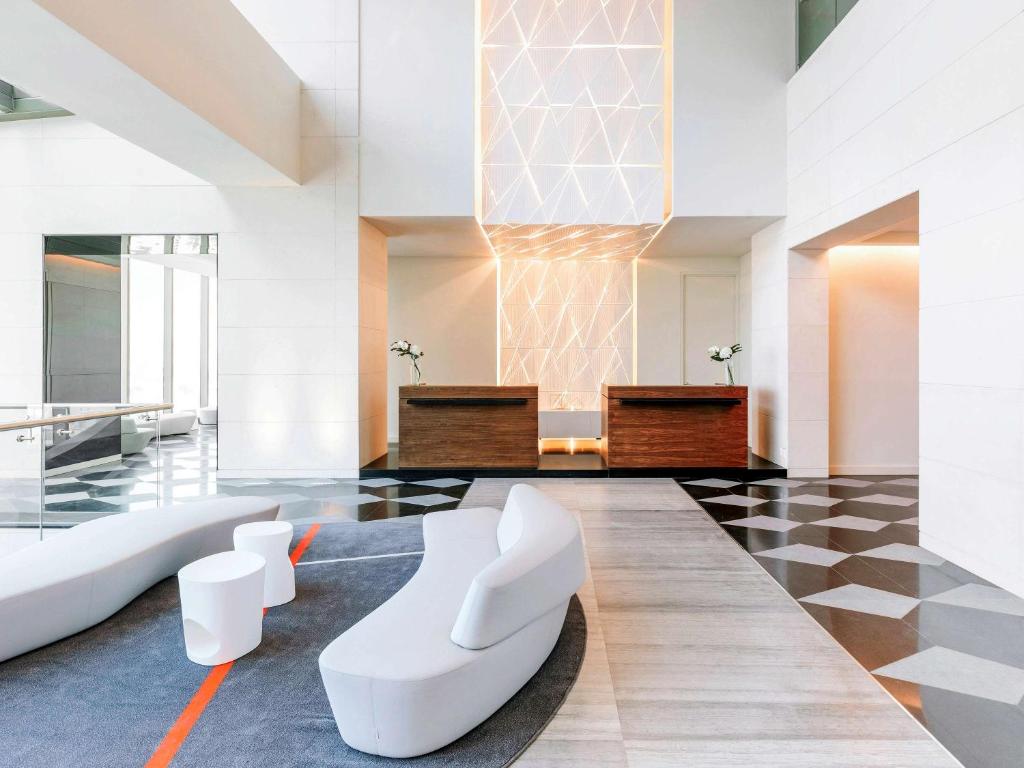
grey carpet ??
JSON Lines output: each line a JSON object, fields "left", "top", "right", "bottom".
{"left": 0, "top": 516, "right": 587, "bottom": 767}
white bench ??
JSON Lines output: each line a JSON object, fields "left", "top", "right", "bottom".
{"left": 318, "top": 484, "right": 586, "bottom": 758}
{"left": 0, "top": 496, "right": 279, "bottom": 663}
{"left": 156, "top": 411, "right": 197, "bottom": 437}
{"left": 121, "top": 416, "right": 156, "bottom": 455}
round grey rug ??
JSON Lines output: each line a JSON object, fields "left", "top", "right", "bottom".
{"left": 0, "top": 515, "right": 587, "bottom": 767}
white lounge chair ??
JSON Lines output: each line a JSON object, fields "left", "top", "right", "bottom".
{"left": 318, "top": 484, "right": 586, "bottom": 758}
{"left": 0, "top": 496, "right": 279, "bottom": 663}
{"left": 121, "top": 416, "right": 156, "bottom": 455}
{"left": 198, "top": 407, "right": 218, "bottom": 426}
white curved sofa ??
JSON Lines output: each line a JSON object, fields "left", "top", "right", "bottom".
{"left": 157, "top": 411, "right": 197, "bottom": 437}
{"left": 198, "top": 406, "right": 218, "bottom": 425}
{"left": 121, "top": 416, "right": 156, "bottom": 455}
{"left": 0, "top": 496, "right": 279, "bottom": 663}
{"left": 319, "top": 484, "right": 586, "bottom": 758}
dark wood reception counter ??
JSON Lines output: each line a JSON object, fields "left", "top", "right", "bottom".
{"left": 398, "top": 385, "right": 539, "bottom": 468}
{"left": 601, "top": 385, "right": 748, "bottom": 468}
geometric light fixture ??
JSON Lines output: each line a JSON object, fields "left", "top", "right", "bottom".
{"left": 479, "top": 0, "right": 671, "bottom": 414}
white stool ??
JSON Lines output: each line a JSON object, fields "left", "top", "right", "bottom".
{"left": 234, "top": 520, "right": 295, "bottom": 607}
{"left": 178, "top": 551, "right": 265, "bottom": 666}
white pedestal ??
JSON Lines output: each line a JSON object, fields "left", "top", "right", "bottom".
{"left": 234, "top": 520, "right": 295, "bottom": 607}
{"left": 178, "top": 551, "right": 265, "bottom": 666}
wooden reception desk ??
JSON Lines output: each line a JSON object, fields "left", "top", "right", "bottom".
{"left": 399, "top": 385, "right": 539, "bottom": 468}
{"left": 601, "top": 385, "right": 748, "bottom": 468}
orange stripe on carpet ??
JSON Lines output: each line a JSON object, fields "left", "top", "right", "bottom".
{"left": 145, "top": 523, "right": 322, "bottom": 768}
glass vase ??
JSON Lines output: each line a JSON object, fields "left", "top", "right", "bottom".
{"left": 409, "top": 360, "right": 421, "bottom": 385}
{"left": 724, "top": 361, "right": 735, "bottom": 386}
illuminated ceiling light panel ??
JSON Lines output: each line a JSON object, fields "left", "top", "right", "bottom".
{"left": 485, "top": 222, "right": 661, "bottom": 261}
{"left": 499, "top": 258, "right": 633, "bottom": 411}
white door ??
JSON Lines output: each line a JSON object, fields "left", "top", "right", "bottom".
{"left": 682, "top": 274, "right": 738, "bottom": 385}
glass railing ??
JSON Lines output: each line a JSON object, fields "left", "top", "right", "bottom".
{"left": 0, "top": 403, "right": 172, "bottom": 544}
{"left": 798, "top": 0, "right": 860, "bottom": 67}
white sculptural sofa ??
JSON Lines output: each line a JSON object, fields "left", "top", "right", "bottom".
{"left": 156, "top": 411, "right": 197, "bottom": 437}
{"left": 0, "top": 496, "right": 279, "bottom": 663}
{"left": 318, "top": 484, "right": 586, "bottom": 758}
{"left": 121, "top": 416, "right": 157, "bottom": 455}
{"left": 198, "top": 406, "right": 218, "bottom": 426}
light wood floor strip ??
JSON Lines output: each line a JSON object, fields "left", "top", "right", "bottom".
{"left": 461, "top": 478, "right": 960, "bottom": 768}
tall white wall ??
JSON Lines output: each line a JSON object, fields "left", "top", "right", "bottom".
{"left": 829, "top": 246, "right": 919, "bottom": 474}
{"left": 751, "top": 0, "right": 1024, "bottom": 595}
{"left": 636, "top": 254, "right": 745, "bottom": 385}
{"left": 359, "top": 0, "right": 475, "bottom": 217}
{"left": 386, "top": 256, "right": 497, "bottom": 442}
{"left": 672, "top": 0, "right": 793, "bottom": 216}
{"left": 0, "top": 0, "right": 369, "bottom": 477}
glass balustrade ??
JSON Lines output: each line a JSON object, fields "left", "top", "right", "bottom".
{"left": 0, "top": 403, "right": 170, "bottom": 549}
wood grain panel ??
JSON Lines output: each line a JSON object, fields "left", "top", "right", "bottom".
{"left": 399, "top": 385, "right": 538, "bottom": 468}
{"left": 601, "top": 385, "right": 747, "bottom": 468}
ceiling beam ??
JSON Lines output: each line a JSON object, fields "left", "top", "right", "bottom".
{"left": 0, "top": 0, "right": 301, "bottom": 186}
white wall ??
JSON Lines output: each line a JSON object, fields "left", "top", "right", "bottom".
{"left": 750, "top": 0, "right": 1024, "bottom": 595}
{"left": 672, "top": 0, "right": 793, "bottom": 216}
{"left": 386, "top": 256, "right": 497, "bottom": 442}
{"left": 359, "top": 0, "right": 475, "bottom": 217}
{"left": 636, "top": 254, "right": 745, "bottom": 385}
{"left": 829, "top": 246, "right": 919, "bottom": 474}
{"left": 0, "top": 0, "right": 370, "bottom": 477}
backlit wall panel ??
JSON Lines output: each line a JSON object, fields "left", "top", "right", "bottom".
{"left": 482, "top": 0, "right": 669, "bottom": 416}
{"left": 499, "top": 258, "right": 633, "bottom": 411}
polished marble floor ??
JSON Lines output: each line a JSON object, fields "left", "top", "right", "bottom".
{"left": 0, "top": 426, "right": 468, "bottom": 552}
{"left": 685, "top": 475, "right": 1022, "bottom": 768}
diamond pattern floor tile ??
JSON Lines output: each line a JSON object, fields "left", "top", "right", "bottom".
{"left": 895, "top": 516, "right": 919, "bottom": 525}
{"left": 681, "top": 478, "right": 741, "bottom": 488}
{"left": 800, "top": 583, "right": 921, "bottom": 619}
{"left": 355, "top": 478, "right": 404, "bottom": 488}
{"left": 411, "top": 478, "right": 472, "bottom": 488}
{"left": 748, "top": 478, "right": 807, "bottom": 488}
{"left": 812, "top": 478, "right": 875, "bottom": 488}
{"left": 925, "top": 583, "right": 1024, "bottom": 618}
{"left": 809, "top": 514, "right": 890, "bottom": 532}
{"left": 882, "top": 478, "right": 919, "bottom": 487}
{"left": 700, "top": 494, "right": 768, "bottom": 508}
{"left": 874, "top": 646, "right": 1024, "bottom": 705}
{"left": 396, "top": 493, "right": 460, "bottom": 507}
{"left": 859, "top": 543, "right": 945, "bottom": 566}
{"left": 722, "top": 515, "right": 803, "bottom": 532}
{"left": 853, "top": 493, "right": 918, "bottom": 507}
{"left": 781, "top": 494, "right": 844, "bottom": 507}
{"left": 320, "top": 493, "right": 385, "bottom": 507}
{"left": 754, "top": 543, "right": 850, "bottom": 567}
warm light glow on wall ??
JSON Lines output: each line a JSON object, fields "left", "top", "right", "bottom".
{"left": 479, "top": 0, "right": 670, "bottom": 411}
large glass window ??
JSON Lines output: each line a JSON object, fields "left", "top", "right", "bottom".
{"left": 207, "top": 276, "right": 218, "bottom": 407}
{"left": 172, "top": 269, "right": 202, "bottom": 412}
{"left": 128, "top": 259, "right": 165, "bottom": 403}
{"left": 798, "top": 0, "right": 859, "bottom": 67}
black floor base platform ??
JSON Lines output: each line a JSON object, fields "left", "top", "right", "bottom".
{"left": 361, "top": 446, "right": 786, "bottom": 481}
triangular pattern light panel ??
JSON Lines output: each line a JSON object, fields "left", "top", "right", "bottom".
{"left": 500, "top": 259, "right": 634, "bottom": 411}
{"left": 480, "top": 0, "right": 669, "bottom": 233}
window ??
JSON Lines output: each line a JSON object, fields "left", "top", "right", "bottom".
{"left": 798, "top": 0, "right": 860, "bottom": 67}
{"left": 172, "top": 269, "right": 202, "bottom": 412}
{"left": 128, "top": 259, "right": 165, "bottom": 403}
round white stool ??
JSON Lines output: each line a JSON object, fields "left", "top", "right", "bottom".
{"left": 178, "top": 551, "right": 265, "bottom": 666}
{"left": 234, "top": 520, "right": 295, "bottom": 607}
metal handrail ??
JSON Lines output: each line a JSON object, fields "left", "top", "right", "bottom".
{"left": 0, "top": 403, "right": 173, "bottom": 432}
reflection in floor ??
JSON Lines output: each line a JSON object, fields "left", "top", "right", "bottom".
{"left": 0, "top": 425, "right": 469, "bottom": 552}
{"left": 685, "top": 475, "right": 1023, "bottom": 768}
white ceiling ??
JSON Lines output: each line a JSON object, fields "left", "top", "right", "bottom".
{"left": 370, "top": 214, "right": 784, "bottom": 260}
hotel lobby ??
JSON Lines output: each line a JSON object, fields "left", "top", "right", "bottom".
{"left": 2, "top": 1, "right": 1023, "bottom": 766}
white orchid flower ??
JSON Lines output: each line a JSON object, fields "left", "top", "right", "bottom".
{"left": 718, "top": 347, "right": 733, "bottom": 360}
{"left": 410, "top": 344, "right": 421, "bottom": 356}
{"left": 707, "top": 346, "right": 720, "bottom": 356}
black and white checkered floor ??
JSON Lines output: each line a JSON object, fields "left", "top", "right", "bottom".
{"left": 0, "top": 426, "right": 469, "bottom": 532}
{"left": 684, "top": 475, "right": 1024, "bottom": 768}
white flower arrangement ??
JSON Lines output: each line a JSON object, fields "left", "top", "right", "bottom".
{"left": 708, "top": 343, "right": 742, "bottom": 384}
{"left": 390, "top": 339, "right": 425, "bottom": 384}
